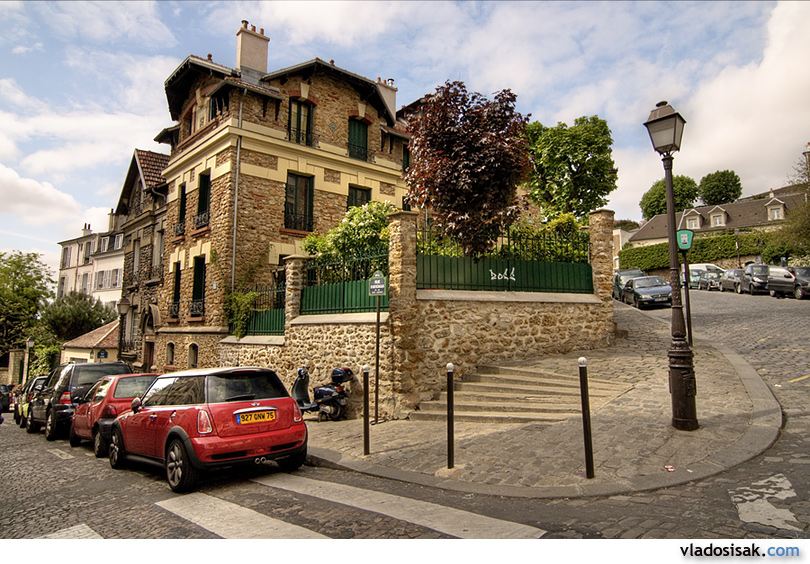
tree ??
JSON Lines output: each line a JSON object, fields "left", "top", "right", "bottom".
{"left": 0, "top": 251, "right": 54, "bottom": 356}
{"left": 405, "top": 80, "right": 531, "bottom": 256}
{"left": 699, "top": 170, "right": 742, "bottom": 205}
{"left": 614, "top": 219, "right": 640, "bottom": 231}
{"left": 639, "top": 175, "right": 699, "bottom": 220}
{"left": 526, "top": 115, "right": 618, "bottom": 219}
{"left": 38, "top": 291, "right": 117, "bottom": 342}
{"left": 302, "top": 200, "right": 398, "bottom": 260}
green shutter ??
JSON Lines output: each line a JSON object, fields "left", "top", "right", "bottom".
{"left": 179, "top": 185, "right": 186, "bottom": 223}
{"left": 192, "top": 257, "right": 206, "bottom": 301}
{"left": 198, "top": 174, "right": 210, "bottom": 215}
{"left": 173, "top": 263, "right": 181, "bottom": 302}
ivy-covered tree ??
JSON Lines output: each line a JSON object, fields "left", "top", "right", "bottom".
{"left": 699, "top": 170, "right": 742, "bottom": 205}
{"left": 526, "top": 115, "right": 618, "bottom": 219}
{"left": 38, "top": 291, "right": 117, "bottom": 342}
{"left": 639, "top": 175, "right": 699, "bottom": 220}
{"left": 0, "top": 251, "right": 54, "bottom": 357}
{"left": 404, "top": 80, "right": 530, "bottom": 256}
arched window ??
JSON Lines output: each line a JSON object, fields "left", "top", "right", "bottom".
{"left": 166, "top": 343, "right": 175, "bottom": 366}
{"left": 188, "top": 343, "right": 198, "bottom": 368}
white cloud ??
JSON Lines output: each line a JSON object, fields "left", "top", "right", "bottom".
{"left": 0, "top": 163, "right": 81, "bottom": 225}
{"left": 12, "top": 42, "right": 43, "bottom": 54}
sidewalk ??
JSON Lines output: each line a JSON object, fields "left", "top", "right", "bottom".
{"left": 305, "top": 305, "right": 782, "bottom": 499}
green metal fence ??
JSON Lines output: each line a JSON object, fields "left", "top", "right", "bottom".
{"left": 301, "top": 247, "right": 389, "bottom": 314}
{"left": 238, "top": 283, "right": 286, "bottom": 336}
{"left": 417, "top": 226, "right": 593, "bottom": 293}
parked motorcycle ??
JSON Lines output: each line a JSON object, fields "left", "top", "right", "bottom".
{"left": 291, "top": 366, "right": 354, "bottom": 421}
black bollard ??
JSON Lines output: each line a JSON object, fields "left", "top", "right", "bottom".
{"left": 578, "top": 357, "right": 595, "bottom": 479}
{"left": 446, "top": 362, "right": 455, "bottom": 469}
{"left": 363, "top": 364, "right": 370, "bottom": 456}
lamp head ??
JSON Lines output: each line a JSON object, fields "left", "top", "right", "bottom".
{"left": 644, "top": 101, "right": 686, "bottom": 155}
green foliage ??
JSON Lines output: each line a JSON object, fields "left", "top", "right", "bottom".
{"left": 405, "top": 81, "right": 530, "bottom": 256}
{"left": 302, "top": 200, "right": 397, "bottom": 261}
{"left": 614, "top": 219, "right": 640, "bottom": 231}
{"left": 225, "top": 290, "right": 260, "bottom": 340}
{"left": 0, "top": 251, "right": 54, "bottom": 356}
{"left": 774, "top": 198, "right": 810, "bottom": 256}
{"left": 619, "top": 231, "right": 771, "bottom": 271}
{"left": 39, "top": 291, "right": 117, "bottom": 342}
{"left": 526, "top": 115, "right": 618, "bottom": 219}
{"left": 639, "top": 175, "right": 699, "bottom": 220}
{"left": 699, "top": 170, "right": 742, "bottom": 205}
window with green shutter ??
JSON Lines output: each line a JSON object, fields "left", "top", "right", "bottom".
{"left": 348, "top": 119, "right": 368, "bottom": 161}
{"left": 348, "top": 186, "right": 371, "bottom": 210}
{"left": 289, "top": 100, "right": 313, "bottom": 146}
{"left": 195, "top": 173, "right": 210, "bottom": 229}
{"left": 191, "top": 256, "right": 206, "bottom": 317}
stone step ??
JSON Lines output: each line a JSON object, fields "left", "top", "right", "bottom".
{"left": 453, "top": 380, "right": 621, "bottom": 397}
{"left": 408, "top": 410, "right": 563, "bottom": 424}
{"left": 418, "top": 399, "right": 579, "bottom": 415}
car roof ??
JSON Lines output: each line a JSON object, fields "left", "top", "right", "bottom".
{"left": 156, "top": 366, "right": 277, "bottom": 378}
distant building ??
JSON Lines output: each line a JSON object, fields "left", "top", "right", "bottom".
{"left": 60, "top": 320, "right": 119, "bottom": 364}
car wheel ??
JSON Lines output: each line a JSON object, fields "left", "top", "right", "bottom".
{"left": 109, "top": 427, "right": 127, "bottom": 469}
{"left": 736, "top": 283, "right": 742, "bottom": 294}
{"left": 68, "top": 423, "right": 81, "bottom": 447}
{"left": 19, "top": 409, "right": 26, "bottom": 428}
{"left": 165, "top": 438, "right": 199, "bottom": 493}
{"left": 13, "top": 405, "right": 20, "bottom": 425}
{"left": 796, "top": 287, "right": 806, "bottom": 300}
{"left": 277, "top": 450, "right": 307, "bottom": 472}
{"left": 44, "top": 410, "right": 58, "bottom": 441}
{"left": 633, "top": 296, "right": 641, "bottom": 309}
{"left": 26, "top": 409, "right": 39, "bottom": 433}
{"left": 93, "top": 430, "right": 108, "bottom": 458}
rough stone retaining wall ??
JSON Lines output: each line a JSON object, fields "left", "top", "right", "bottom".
{"left": 215, "top": 209, "right": 615, "bottom": 419}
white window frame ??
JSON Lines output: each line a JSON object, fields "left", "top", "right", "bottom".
{"left": 686, "top": 218, "right": 699, "bottom": 230}
{"left": 768, "top": 207, "right": 783, "bottom": 220}
{"left": 711, "top": 214, "right": 725, "bottom": 227}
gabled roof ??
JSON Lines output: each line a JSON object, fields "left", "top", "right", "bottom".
{"left": 115, "top": 149, "right": 170, "bottom": 215}
{"left": 629, "top": 192, "right": 807, "bottom": 242}
{"left": 164, "top": 55, "right": 237, "bottom": 121}
{"left": 62, "top": 320, "right": 119, "bottom": 350}
{"left": 262, "top": 58, "right": 397, "bottom": 126}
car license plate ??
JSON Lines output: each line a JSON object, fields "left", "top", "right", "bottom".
{"left": 655, "top": 297, "right": 668, "bottom": 302}
{"left": 237, "top": 411, "right": 276, "bottom": 424}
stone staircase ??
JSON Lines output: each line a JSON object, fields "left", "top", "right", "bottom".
{"left": 408, "top": 364, "right": 631, "bottom": 424}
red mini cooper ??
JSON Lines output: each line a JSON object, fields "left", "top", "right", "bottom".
{"left": 109, "top": 367, "right": 307, "bottom": 492}
{"left": 70, "top": 373, "right": 159, "bottom": 457}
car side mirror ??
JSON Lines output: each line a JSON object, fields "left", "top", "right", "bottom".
{"left": 131, "top": 397, "right": 141, "bottom": 413}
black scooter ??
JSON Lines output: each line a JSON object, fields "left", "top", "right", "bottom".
{"left": 291, "top": 366, "right": 353, "bottom": 421}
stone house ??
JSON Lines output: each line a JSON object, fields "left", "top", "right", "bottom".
{"left": 149, "top": 21, "right": 411, "bottom": 371}
{"left": 115, "top": 149, "right": 171, "bottom": 370}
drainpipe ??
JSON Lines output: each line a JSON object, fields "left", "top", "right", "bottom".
{"left": 232, "top": 88, "right": 247, "bottom": 291}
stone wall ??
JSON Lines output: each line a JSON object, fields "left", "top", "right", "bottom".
{"left": 212, "top": 209, "right": 615, "bottom": 419}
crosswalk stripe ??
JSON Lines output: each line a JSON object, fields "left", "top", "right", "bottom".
{"left": 156, "top": 492, "right": 328, "bottom": 539}
{"left": 253, "top": 474, "right": 546, "bottom": 539}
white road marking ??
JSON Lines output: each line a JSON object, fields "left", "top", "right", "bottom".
{"left": 253, "top": 473, "right": 546, "bottom": 539}
{"left": 38, "top": 524, "right": 103, "bottom": 539}
{"left": 47, "top": 448, "right": 74, "bottom": 460}
{"left": 729, "top": 473, "right": 801, "bottom": 531}
{"left": 156, "top": 492, "right": 328, "bottom": 539}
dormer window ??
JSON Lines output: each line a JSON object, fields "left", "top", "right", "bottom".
{"left": 711, "top": 214, "right": 725, "bottom": 227}
{"left": 686, "top": 217, "right": 699, "bottom": 230}
{"left": 769, "top": 206, "right": 783, "bottom": 220}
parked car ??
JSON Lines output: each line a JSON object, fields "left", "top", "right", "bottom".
{"left": 684, "top": 269, "right": 702, "bottom": 289}
{"left": 28, "top": 362, "right": 133, "bottom": 440}
{"left": 767, "top": 266, "right": 797, "bottom": 298}
{"left": 613, "top": 269, "right": 646, "bottom": 300}
{"left": 719, "top": 269, "right": 742, "bottom": 292}
{"left": 697, "top": 270, "right": 722, "bottom": 291}
{"left": 0, "top": 384, "right": 10, "bottom": 412}
{"left": 109, "top": 366, "right": 308, "bottom": 493}
{"left": 15, "top": 376, "right": 47, "bottom": 427}
{"left": 787, "top": 266, "right": 810, "bottom": 300}
{"left": 739, "top": 264, "right": 769, "bottom": 295}
{"left": 622, "top": 275, "right": 672, "bottom": 309}
{"left": 70, "top": 373, "right": 159, "bottom": 457}
{"left": 690, "top": 263, "right": 725, "bottom": 275}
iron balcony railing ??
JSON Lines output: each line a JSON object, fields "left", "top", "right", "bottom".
{"left": 174, "top": 222, "right": 185, "bottom": 237}
{"left": 348, "top": 142, "right": 369, "bottom": 162}
{"left": 168, "top": 301, "right": 180, "bottom": 318}
{"left": 193, "top": 211, "right": 210, "bottom": 230}
{"left": 284, "top": 212, "right": 314, "bottom": 232}
{"left": 189, "top": 299, "right": 205, "bottom": 317}
{"left": 289, "top": 127, "right": 318, "bottom": 147}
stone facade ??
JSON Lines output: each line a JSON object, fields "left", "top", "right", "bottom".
{"left": 212, "top": 209, "right": 615, "bottom": 420}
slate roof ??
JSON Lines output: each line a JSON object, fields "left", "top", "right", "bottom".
{"left": 629, "top": 191, "right": 808, "bottom": 243}
{"left": 62, "top": 321, "right": 119, "bottom": 350}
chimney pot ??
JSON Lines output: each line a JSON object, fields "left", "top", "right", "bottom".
{"left": 260, "top": 28, "right": 264, "bottom": 35}
{"left": 242, "top": 20, "right": 248, "bottom": 28}
{"left": 330, "top": 59, "right": 335, "bottom": 65}
{"left": 251, "top": 25, "right": 256, "bottom": 32}
{"left": 207, "top": 53, "right": 212, "bottom": 61}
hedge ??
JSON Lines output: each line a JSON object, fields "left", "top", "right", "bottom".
{"left": 618, "top": 232, "right": 770, "bottom": 271}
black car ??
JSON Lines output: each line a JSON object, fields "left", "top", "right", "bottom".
{"left": 787, "top": 266, "right": 810, "bottom": 300}
{"left": 768, "top": 266, "right": 810, "bottom": 299}
{"left": 622, "top": 275, "right": 672, "bottom": 309}
{"left": 613, "top": 269, "right": 646, "bottom": 300}
{"left": 28, "top": 362, "right": 132, "bottom": 440}
{"left": 0, "top": 383, "right": 11, "bottom": 412}
{"left": 697, "top": 271, "right": 722, "bottom": 291}
{"left": 719, "top": 269, "right": 742, "bottom": 292}
{"left": 739, "top": 264, "right": 769, "bottom": 295}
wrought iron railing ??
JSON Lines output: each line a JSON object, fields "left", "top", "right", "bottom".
{"left": 193, "top": 211, "right": 210, "bottom": 230}
{"left": 302, "top": 246, "right": 389, "bottom": 315}
{"left": 173, "top": 222, "right": 185, "bottom": 237}
{"left": 284, "top": 212, "right": 314, "bottom": 232}
{"left": 348, "top": 142, "right": 369, "bottom": 162}
{"left": 289, "top": 127, "right": 318, "bottom": 147}
{"left": 168, "top": 301, "right": 180, "bottom": 318}
{"left": 189, "top": 299, "right": 205, "bottom": 317}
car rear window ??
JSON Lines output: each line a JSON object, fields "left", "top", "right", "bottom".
{"left": 206, "top": 370, "right": 289, "bottom": 403}
{"left": 74, "top": 364, "right": 132, "bottom": 386}
{"left": 113, "top": 375, "right": 158, "bottom": 399}
{"left": 142, "top": 376, "right": 206, "bottom": 406}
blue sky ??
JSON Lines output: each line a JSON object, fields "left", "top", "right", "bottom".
{"left": 1, "top": 1, "right": 809, "bottom": 278}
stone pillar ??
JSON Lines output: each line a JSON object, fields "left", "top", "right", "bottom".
{"left": 284, "top": 255, "right": 307, "bottom": 328}
{"left": 387, "top": 211, "right": 419, "bottom": 416}
{"left": 589, "top": 209, "right": 615, "bottom": 304}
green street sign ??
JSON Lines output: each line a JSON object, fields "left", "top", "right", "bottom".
{"left": 369, "top": 271, "right": 387, "bottom": 296}
{"left": 677, "top": 229, "right": 694, "bottom": 251}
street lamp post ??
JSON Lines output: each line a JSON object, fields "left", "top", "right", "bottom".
{"left": 116, "top": 297, "right": 130, "bottom": 362}
{"left": 23, "top": 337, "right": 34, "bottom": 384}
{"left": 644, "top": 101, "right": 698, "bottom": 431}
